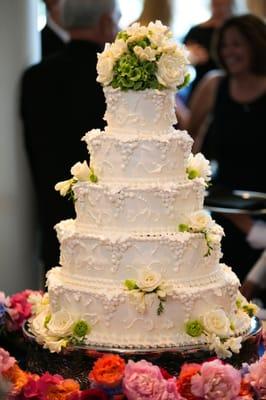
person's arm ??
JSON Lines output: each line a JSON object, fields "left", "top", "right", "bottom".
{"left": 187, "top": 71, "right": 222, "bottom": 152}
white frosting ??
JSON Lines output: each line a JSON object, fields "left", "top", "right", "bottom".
{"left": 83, "top": 129, "right": 192, "bottom": 184}
{"left": 56, "top": 219, "right": 222, "bottom": 282}
{"left": 42, "top": 87, "right": 252, "bottom": 351}
{"left": 74, "top": 179, "right": 205, "bottom": 233}
{"left": 47, "top": 265, "right": 250, "bottom": 348}
{"left": 103, "top": 87, "right": 177, "bottom": 135}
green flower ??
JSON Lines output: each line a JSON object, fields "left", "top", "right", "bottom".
{"left": 178, "top": 224, "right": 189, "bottom": 232}
{"left": 185, "top": 320, "right": 204, "bottom": 337}
{"left": 125, "top": 279, "right": 138, "bottom": 290}
{"left": 89, "top": 167, "right": 98, "bottom": 183}
{"left": 72, "top": 320, "right": 91, "bottom": 338}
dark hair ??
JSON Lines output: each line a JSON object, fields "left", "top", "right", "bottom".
{"left": 213, "top": 14, "right": 266, "bottom": 75}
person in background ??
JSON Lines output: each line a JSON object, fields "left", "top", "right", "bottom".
{"left": 41, "top": 0, "right": 70, "bottom": 58}
{"left": 186, "top": 14, "right": 266, "bottom": 282}
{"left": 20, "top": 0, "right": 120, "bottom": 277}
{"left": 184, "top": 0, "right": 234, "bottom": 101}
{"left": 136, "top": 0, "right": 173, "bottom": 27}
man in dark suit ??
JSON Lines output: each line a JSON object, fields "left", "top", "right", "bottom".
{"left": 21, "top": 0, "right": 120, "bottom": 274}
{"left": 41, "top": 0, "right": 69, "bottom": 58}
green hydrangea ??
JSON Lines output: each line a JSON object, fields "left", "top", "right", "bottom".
{"left": 185, "top": 320, "right": 204, "bottom": 337}
{"left": 111, "top": 52, "right": 163, "bottom": 91}
{"left": 178, "top": 224, "right": 189, "bottom": 233}
{"left": 72, "top": 320, "right": 91, "bottom": 338}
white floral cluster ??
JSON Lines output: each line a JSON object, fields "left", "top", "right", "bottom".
{"left": 97, "top": 20, "right": 189, "bottom": 89}
{"left": 179, "top": 210, "right": 224, "bottom": 256}
{"left": 186, "top": 153, "right": 212, "bottom": 186}
{"left": 125, "top": 270, "right": 171, "bottom": 315}
{"left": 28, "top": 293, "right": 90, "bottom": 352}
{"left": 55, "top": 160, "right": 97, "bottom": 197}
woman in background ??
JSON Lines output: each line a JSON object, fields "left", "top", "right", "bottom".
{"left": 184, "top": 0, "right": 234, "bottom": 100}
{"left": 187, "top": 14, "right": 266, "bottom": 281}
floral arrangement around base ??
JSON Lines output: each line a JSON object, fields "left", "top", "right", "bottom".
{"left": 1, "top": 345, "right": 266, "bottom": 400}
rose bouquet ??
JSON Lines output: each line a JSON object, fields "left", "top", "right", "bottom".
{"left": 97, "top": 20, "right": 190, "bottom": 91}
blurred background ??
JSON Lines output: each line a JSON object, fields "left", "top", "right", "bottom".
{"left": 0, "top": 0, "right": 265, "bottom": 294}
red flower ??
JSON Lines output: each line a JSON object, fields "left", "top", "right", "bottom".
{"left": 159, "top": 367, "right": 173, "bottom": 380}
{"left": 68, "top": 388, "right": 108, "bottom": 400}
{"left": 176, "top": 363, "right": 202, "bottom": 400}
{"left": 7, "top": 290, "right": 39, "bottom": 330}
{"left": 89, "top": 354, "right": 125, "bottom": 388}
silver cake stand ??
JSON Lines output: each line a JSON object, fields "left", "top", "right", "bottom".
{"left": 23, "top": 317, "right": 263, "bottom": 388}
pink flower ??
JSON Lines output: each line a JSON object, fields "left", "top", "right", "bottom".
{"left": 191, "top": 359, "right": 241, "bottom": 400}
{"left": 123, "top": 359, "right": 182, "bottom": 400}
{"left": 0, "top": 348, "right": 16, "bottom": 373}
{"left": 7, "top": 290, "right": 35, "bottom": 330}
{"left": 245, "top": 353, "right": 266, "bottom": 398}
{"left": 36, "top": 372, "right": 64, "bottom": 399}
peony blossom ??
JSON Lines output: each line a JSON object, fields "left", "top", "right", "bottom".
{"left": 0, "top": 348, "right": 16, "bottom": 373}
{"left": 123, "top": 359, "right": 182, "bottom": 400}
{"left": 7, "top": 289, "right": 34, "bottom": 330}
{"left": 176, "top": 363, "right": 201, "bottom": 400}
{"left": 191, "top": 359, "right": 241, "bottom": 400}
{"left": 187, "top": 210, "right": 214, "bottom": 232}
{"left": 156, "top": 53, "right": 186, "bottom": 88}
{"left": 46, "top": 310, "right": 75, "bottom": 337}
{"left": 245, "top": 353, "right": 266, "bottom": 398}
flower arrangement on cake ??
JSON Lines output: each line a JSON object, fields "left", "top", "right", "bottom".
{"left": 1, "top": 345, "right": 266, "bottom": 400}
{"left": 96, "top": 20, "right": 190, "bottom": 91}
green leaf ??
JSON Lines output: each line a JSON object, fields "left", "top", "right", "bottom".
{"left": 44, "top": 314, "right": 51, "bottom": 328}
{"left": 178, "top": 73, "right": 191, "bottom": 90}
{"left": 157, "top": 299, "right": 165, "bottom": 315}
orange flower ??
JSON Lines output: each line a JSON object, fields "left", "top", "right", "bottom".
{"left": 176, "top": 363, "right": 202, "bottom": 400}
{"left": 46, "top": 378, "right": 80, "bottom": 400}
{"left": 89, "top": 354, "right": 126, "bottom": 388}
{"left": 2, "top": 363, "right": 29, "bottom": 394}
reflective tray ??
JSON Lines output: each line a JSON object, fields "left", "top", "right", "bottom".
{"left": 23, "top": 317, "right": 263, "bottom": 386}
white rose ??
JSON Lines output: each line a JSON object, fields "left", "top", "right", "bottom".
{"left": 188, "top": 210, "right": 213, "bottom": 232}
{"left": 110, "top": 39, "right": 127, "bottom": 59}
{"left": 203, "top": 309, "right": 231, "bottom": 337}
{"left": 126, "top": 23, "right": 148, "bottom": 41}
{"left": 134, "top": 45, "right": 157, "bottom": 61}
{"left": 156, "top": 53, "right": 186, "bottom": 88}
{"left": 43, "top": 337, "right": 68, "bottom": 353}
{"left": 54, "top": 179, "right": 73, "bottom": 197}
{"left": 147, "top": 20, "right": 170, "bottom": 47}
{"left": 46, "top": 310, "right": 75, "bottom": 337}
{"left": 29, "top": 310, "right": 49, "bottom": 340}
{"left": 187, "top": 153, "right": 211, "bottom": 182}
{"left": 96, "top": 45, "right": 115, "bottom": 85}
{"left": 137, "top": 270, "right": 162, "bottom": 293}
{"left": 71, "top": 161, "right": 90, "bottom": 181}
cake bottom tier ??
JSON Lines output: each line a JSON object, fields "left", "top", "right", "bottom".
{"left": 47, "top": 265, "right": 251, "bottom": 348}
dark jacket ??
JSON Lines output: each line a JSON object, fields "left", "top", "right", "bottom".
{"left": 20, "top": 40, "right": 106, "bottom": 270}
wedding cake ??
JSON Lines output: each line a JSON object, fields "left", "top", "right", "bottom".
{"left": 29, "top": 21, "right": 256, "bottom": 358}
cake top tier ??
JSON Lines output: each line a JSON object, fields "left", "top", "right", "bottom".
{"left": 96, "top": 20, "right": 190, "bottom": 92}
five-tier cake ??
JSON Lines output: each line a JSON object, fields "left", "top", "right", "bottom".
{"left": 29, "top": 21, "right": 255, "bottom": 358}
